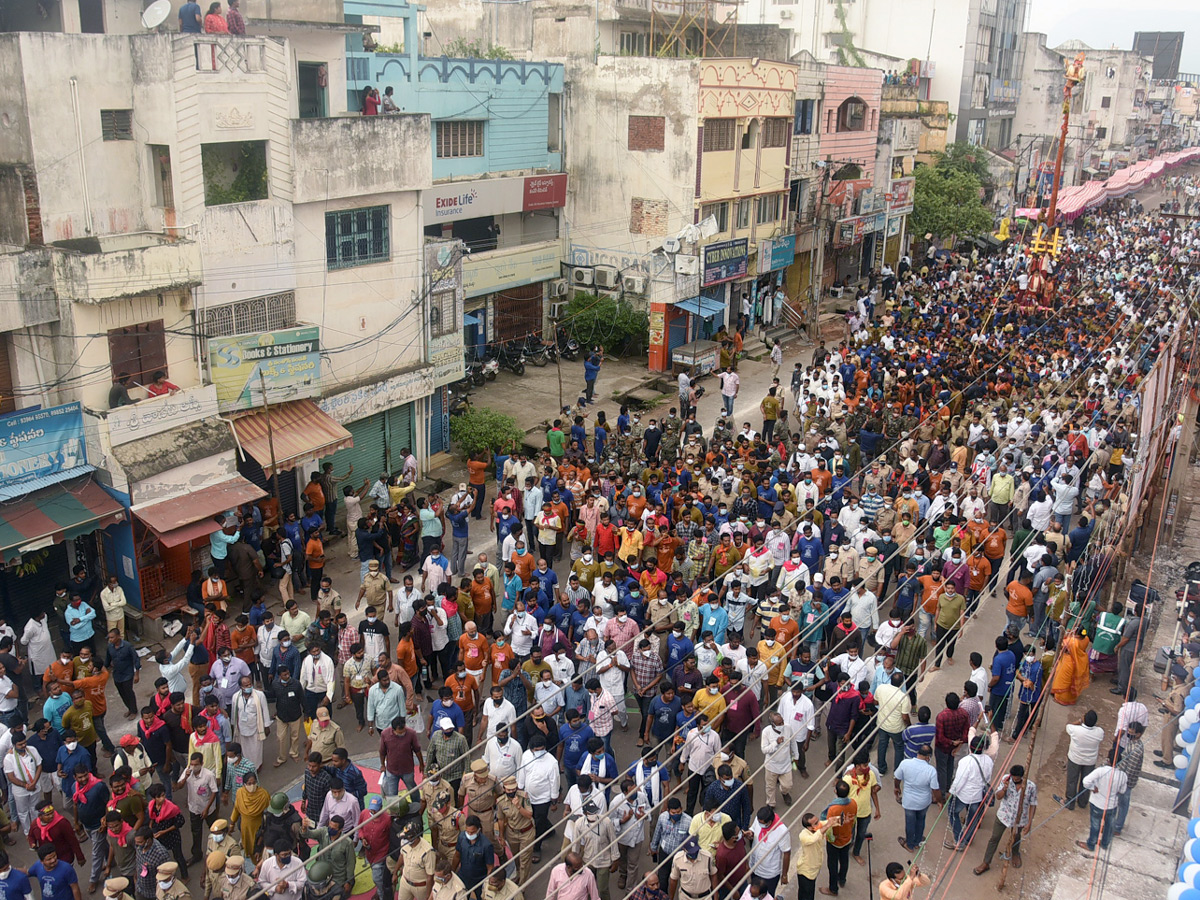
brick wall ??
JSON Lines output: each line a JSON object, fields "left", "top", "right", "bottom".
{"left": 630, "top": 197, "right": 669, "bottom": 235}
{"left": 628, "top": 115, "right": 666, "bottom": 152}
{"left": 19, "top": 166, "right": 42, "bottom": 246}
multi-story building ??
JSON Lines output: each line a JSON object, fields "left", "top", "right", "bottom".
{"left": 0, "top": 0, "right": 449, "bottom": 627}
{"left": 745, "top": 0, "right": 1028, "bottom": 150}
{"left": 566, "top": 56, "right": 798, "bottom": 373}
{"left": 1014, "top": 35, "right": 1154, "bottom": 197}
{"left": 346, "top": 2, "right": 566, "bottom": 359}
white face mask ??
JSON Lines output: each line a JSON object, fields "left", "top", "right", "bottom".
{"left": 158, "top": 882, "right": 173, "bottom": 892}
{"left": 213, "top": 834, "right": 225, "bottom": 844}
{"left": 66, "top": 742, "right": 78, "bottom": 752}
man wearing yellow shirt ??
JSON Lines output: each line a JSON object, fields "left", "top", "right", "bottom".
{"left": 686, "top": 799, "right": 731, "bottom": 856}
{"left": 757, "top": 630, "right": 789, "bottom": 704}
{"left": 843, "top": 751, "right": 882, "bottom": 866}
{"left": 618, "top": 525, "right": 643, "bottom": 565}
{"left": 796, "top": 814, "right": 832, "bottom": 900}
{"left": 693, "top": 676, "right": 727, "bottom": 730}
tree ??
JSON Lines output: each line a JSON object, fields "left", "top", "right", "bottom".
{"left": 449, "top": 407, "right": 525, "bottom": 457}
{"left": 934, "top": 142, "right": 993, "bottom": 185}
{"left": 563, "top": 293, "right": 649, "bottom": 356}
{"left": 910, "top": 165, "right": 994, "bottom": 241}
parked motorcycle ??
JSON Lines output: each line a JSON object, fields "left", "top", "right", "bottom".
{"left": 481, "top": 356, "right": 500, "bottom": 381}
{"left": 490, "top": 341, "right": 526, "bottom": 376}
{"left": 523, "top": 334, "right": 552, "bottom": 367}
{"left": 466, "top": 356, "right": 486, "bottom": 387}
{"left": 556, "top": 326, "right": 580, "bottom": 362}
{"left": 449, "top": 387, "right": 472, "bottom": 416}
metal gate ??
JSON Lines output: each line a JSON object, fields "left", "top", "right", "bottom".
{"left": 492, "top": 283, "right": 544, "bottom": 343}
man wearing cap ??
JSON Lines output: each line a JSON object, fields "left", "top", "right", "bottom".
{"left": 428, "top": 787, "right": 462, "bottom": 865}
{"left": 430, "top": 719, "right": 469, "bottom": 797}
{"left": 668, "top": 837, "right": 715, "bottom": 900}
{"left": 394, "top": 820, "right": 436, "bottom": 900}
{"left": 571, "top": 801, "right": 617, "bottom": 900}
{"left": 257, "top": 841, "right": 306, "bottom": 900}
{"left": 212, "top": 855, "right": 253, "bottom": 900}
{"left": 463, "top": 760, "right": 499, "bottom": 841}
{"left": 104, "top": 876, "right": 135, "bottom": 900}
{"left": 496, "top": 776, "right": 536, "bottom": 883}
{"left": 203, "top": 822, "right": 249, "bottom": 900}
{"left": 305, "top": 708, "right": 345, "bottom": 764}
{"left": 482, "top": 870, "right": 521, "bottom": 900}
{"left": 431, "top": 861, "right": 466, "bottom": 900}
{"left": 155, "top": 862, "right": 190, "bottom": 900}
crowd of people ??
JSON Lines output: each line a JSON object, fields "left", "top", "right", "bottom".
{"left": 0, "top": 193, "right": 1196, "bottom": 900}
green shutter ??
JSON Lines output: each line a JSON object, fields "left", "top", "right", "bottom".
{"left": 385, "top": 404, "right": 414, "bottom": 470}
{"left": 322, "top": 413, "right": 387, "bottom": 483}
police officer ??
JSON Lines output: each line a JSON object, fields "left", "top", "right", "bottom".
{"left": 419, "top": 764, "right": 456, "bottom": 822}
{"left": 495, "top": 776, "right": 536, "bottom": 883}
{"left": 395, "top": 821, "right": 436, "bottom": 900}
{"left": 428, "top": 787, "right": 461, "bottom": 865}
{"left": 668, "top": 837, "right": 716, "bottom": 900}
{"left": 462, "top": 760, "right": 499, "bottom": 840}
{"left": 303, "top": 862, "right": 340, "bottom": 900}
{"left": 104, "top": 878, "right": 135, "bottom": 900}
{"left": 156, "top": 863, "right": 191, "bottom": 900}
{"left": 432, "top": 861, "right": 466, "bottom": 900}
{"left": 203, "top": 822, "right": 252, "bottom": 900}
{"left": 482, "top": 870, "right": 522, "bottom": 900}
{"left": 213, "top": 856, "right": 254, "bottom": 900}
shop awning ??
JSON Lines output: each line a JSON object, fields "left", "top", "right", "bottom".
{"left": 230, "top": 399, "right": 353, "bottom": 476}
{"left": 0, "top": 476, "right": 125, "bottom": 555}
{"left": 463, "top": 313, "right": 481, "bottom": 327}
{"left": 132, "top": 477, "right": 266, "bottom": 548}
{"left": 674, "top": 296, "right": 726, "bottom": 318}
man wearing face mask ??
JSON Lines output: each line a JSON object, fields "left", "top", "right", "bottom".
{"left": 570, "top": 800, "right": 617, "bottom": 900}
{"left": 495, "top": 775, "right": 536, "bottom": 883}
{"left": 153, "top": 861, "right": 189, "bottom": 900}
{"left": 212, "top": 855, "right": 254, "bottom": 900}
{"left": 257, "top": 840, "right": 306, "bottom": 900}
{"left": 229, "top": 678, "right": 271, "bottom": 770}
{"left": 517, "top": 733, "right": 559, "bottom": 863}
{"left": 204, "top": 820, "right": 253, "bottom": 898}
{"left": 452, "top": 815, "right": 494, "bottom": 900}
{"left": 173, "top": 751, "right": 218, "bottom": 865}
{"left": 210, "top": 649, "right": 250, "bottom": 711}
{"left": 430, "top": 861, "right": 466, "bottom": 900}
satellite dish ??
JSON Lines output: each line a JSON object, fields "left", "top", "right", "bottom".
{"left": 142, "top": 0, "right": 172, "bottom": 29}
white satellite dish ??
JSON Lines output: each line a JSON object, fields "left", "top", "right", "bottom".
{"left": 142, "top": 0, "right": 172, "bottom": 29}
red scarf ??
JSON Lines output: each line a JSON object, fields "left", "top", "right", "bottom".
{"left": 149, "top": 798, "right": 182, "bottom": 824}
{"left": 31, "top": 812, "right": 65, "bottom": 843}
{"left": 72, "top": 774, "right": 101, "bottom": 806}
{"left": 107, "top": 821, "right": 133, "bottom": 847}
{"left": 141, "top": 713, "right": 167, "bottom": 735}
{"left": 756, "top": 813, "right": 782, "bottom": 842}
{"left": 107, "top": 783, "right": 132, "bottom": 809}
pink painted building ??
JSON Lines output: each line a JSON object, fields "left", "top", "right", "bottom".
{"left": 818, "top": 65, "right": 885, "bottom": 287}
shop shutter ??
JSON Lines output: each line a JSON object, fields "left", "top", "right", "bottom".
{"left": 427, "top": 390, "right": 447, "bottom": 455}
{"left": 667, "top": 309, "right": 689, "bottom": 352}
{"left": 322, "top": 413, "right": 387, "bottom": 482}
{"left": 237, "top": 454, "right": 300, "bottom": 519}
{"left": 386, "top": 404, "right": 414, "bottom": 469}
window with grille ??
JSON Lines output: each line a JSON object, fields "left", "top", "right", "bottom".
{"left": 101, "top": 110, "right": 133, "bottom": 141}
{"left": 204, "top": 292, "right": 297, "bottom": 339}
{"left": 619, "top": 31, "right": 649, "bottom": 55}
{"left": 837, "top": 98, "right": 867, "bottom": 132}
{"left": 756, "top": 193, "right": 783, "bottom": 224}
{"left": 429, "top": 290, "right": 457, "bottom": 337}
{"left": 702, "top": 119, "right": 736, "bottom": 152}
{"left": 325, "top": 206, "right": 390, "bottom": 269}
{"left": 1101, "top": 96, "right": 1112, "bottom": 109}
{"left": 436, "top": 121, "right": 484, "bottom": 159}
{"left": 763, "top": 117, "right": 791, "bottom": 147}
{"left": 701, "top": 202, "right": 728, "bottom": 233}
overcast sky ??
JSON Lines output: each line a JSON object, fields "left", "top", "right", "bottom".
{"left": 1027, "top": 1, "right": 1197, "bottom": 74}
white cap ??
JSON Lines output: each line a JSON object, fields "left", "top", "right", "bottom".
{"left": 438, "top": 717, "right": 454, "bottom": 731}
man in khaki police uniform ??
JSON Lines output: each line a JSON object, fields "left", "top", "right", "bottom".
{"left": 395, "top": 822, "right": 437, "bottom": 900}
{"left": 668, "top": 837, "right": 716, "bottom": 900}
{"left": 496, "top": 776, "right": 536, "bottom": 883}
{"left": 463, "top": 760, "right": 499, "bottom": 840}
{"left": 156, "top": 862, "right": 192, "bottom": 900}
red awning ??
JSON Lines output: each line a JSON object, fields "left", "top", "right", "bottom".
{"left": 231, "top": 399, "right": 353, "bottom": 476}
{"left": 0, "top": 477, "right": 125, "bottom": 554}
{"left": 133, "top": 477, "right": 266, "bottom": 547}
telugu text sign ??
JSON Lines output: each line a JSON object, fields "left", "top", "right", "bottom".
{"left": 0, "top": 402, "right": 87, "bottom": 489}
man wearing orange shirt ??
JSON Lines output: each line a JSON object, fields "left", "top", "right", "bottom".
{"left": 1005, "top": 574, "right": 1034, "bottom": 637}
{"left": 966, "top": 547, "right": 992, "bottom": 617}
{"left": 509, "top": 539, "right": 536, "bottom": 588}
{"left": 444, "top": 659, "right": 480, "bottom": 742}
{"left": 468, "top": 568, "right": 497, "bottom": 635}
{"left": 769, "top": 610, "right": 801, "bottom": 657}
{"left": 467, "top": 453, "right": 489, "bottom": 521}
{"left": 982, "top": 524, "right": 1007, "bottom": 592}
{"left": 394, "top": 622, "right": 420, "bottom": 681}
{"left": 810, "top": 460, "right": 832, "bottom": 497}
{"left": 303, "top": 472, "right": 326, "bottom": 515}
{"left": 916, "top": 571, "right": 947, "bottom": 643}
{"left": 458, "top": 621, "right": 491, "bottom": 685}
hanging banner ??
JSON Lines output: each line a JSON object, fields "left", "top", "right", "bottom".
{"left": 702, "top": 238, "right": 749, "bottom": 286}
{"left": 0, "top": 402, "right": 87, "bottom": 489}
{"left": 759, "top": 234, "right": 797, "bottom": 272}
{"left": 207, "top": 327, "right": 321, "bottom": 411}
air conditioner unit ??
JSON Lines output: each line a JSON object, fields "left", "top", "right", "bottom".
{"left": 550, "top": 279, "right": 568, "bottom": 297}
{"left": 569, "top": 266, "right": 595, "bottom": 287}
{"left": 549, "top": 301, "right": 569, "bottom": 319}
{"left": 595, "top": 265, "right": 620, "bottom": 289}
{"left": 662, "top": 237, "right": 682, "bottom": 254}
{"left": 779, "top": 8, "right": 792, "bottom": 17}
{"left": 675, "top": 254, "right": 699, "bottom": 275}
{"left": 623, "top": 274, "right": 647, "bottom": 295}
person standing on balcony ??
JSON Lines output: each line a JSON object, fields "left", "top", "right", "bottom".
{"left": 225, "top": 0, "right": 245, "bottom": 35}
{"left": 203, "top": 3, "right": 229, "bottom": 33}
{"left": 179, "top": 0, "right": 202, "bottom": 32}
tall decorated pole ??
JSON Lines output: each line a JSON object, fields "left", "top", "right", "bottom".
{"left": 1031, "top": 52, "right": 1085, "bottom": 302}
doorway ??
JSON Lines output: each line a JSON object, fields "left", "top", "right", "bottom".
{"left": 78, "top": 0, "right": 105, "bottom": 32}
{"left": 297, "top": 63, "right": 327, "bottom": 119}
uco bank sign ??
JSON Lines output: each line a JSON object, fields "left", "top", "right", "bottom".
{"left": 423, "top": 174, "right": 567, "bottom": 223}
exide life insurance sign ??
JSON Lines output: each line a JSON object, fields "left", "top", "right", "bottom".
{"left": 424, "top": 174, "right": 568, "bottom": 223}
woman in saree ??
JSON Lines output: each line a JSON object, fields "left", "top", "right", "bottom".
{"left": 1051, "top": 628, "right": 1092, "bottom": 706}
{"left": 230, "top": 772, "right": 270, "bottom": 860}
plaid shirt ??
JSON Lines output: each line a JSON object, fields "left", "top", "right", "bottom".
{"left": 224, "top": 756, "right": 257, "bottom": 793}
{"left": 1117, "top": 734, "right": 1144, "bottom": 789}
{"left": 135, "top": 840, "right": 171, "bottom": 898}
{"left": 337, "top": 626, "right": 358, "bottom": 666}
{"left": 430, "top": 730, "right": 469, "bottom": 782}
{"left": 629, "top": 887, "right": 668, "bottom": 900}
{"left": 590, "top": 688, "right": 617, "bottom": 737}
{"left": 675, "top": 519, "right": 699, "bottom": 544}
{"left": 687, "top": 538, "right": 713, "bottom": 577}
{"left": 303, "top": 767, "right": 331, "bottom": 821}
{"left": 630, "top": 648, "right": 664, "bottom": 697}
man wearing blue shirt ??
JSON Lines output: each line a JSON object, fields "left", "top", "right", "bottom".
{"left": 665, "top": 626, "right": 694, "bottom": 676}
{"left": 105, "top": 630, "right": 141, "bottom": 718}
{"left": 178, "top": 0, "right": 203, "bottom": 31}
{"left": 894, "top": 744, "right": 941, "bottom": 852}
{"left": 28, "top": 846, "right": 78, "bottom": 900}
{"left": 64, "top": 596, "right": 97, "bottom": 656}
{"left": 428, "top": 690, "right": 465, "bottom": 735}
{"left": 699, "top": 596, "right": 729, "bottom": 645}
{"left": 556, "top": 708, "right": 593, "bottom": 788}
{"left": 43, "top": 683, "right": 72, "bottom": 735}
{"left": 0, "top": 848, "right": 33, "bottom": 900}
{"left": 989, "top": 635, "right": 1018, "bottom": 730}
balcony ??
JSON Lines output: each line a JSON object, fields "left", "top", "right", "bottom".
{"left": 291, "top": 114, "right": 432, "bottom": 203}
{"left": 0, "top": 247, "right": 58, "bottom": 333}
{"left": 50, "top": 234, "right": 203, "bottom": 305}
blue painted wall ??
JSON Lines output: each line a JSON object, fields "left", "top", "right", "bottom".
{"left": 346, "top": 54, "right": 564, "bottom": 180}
